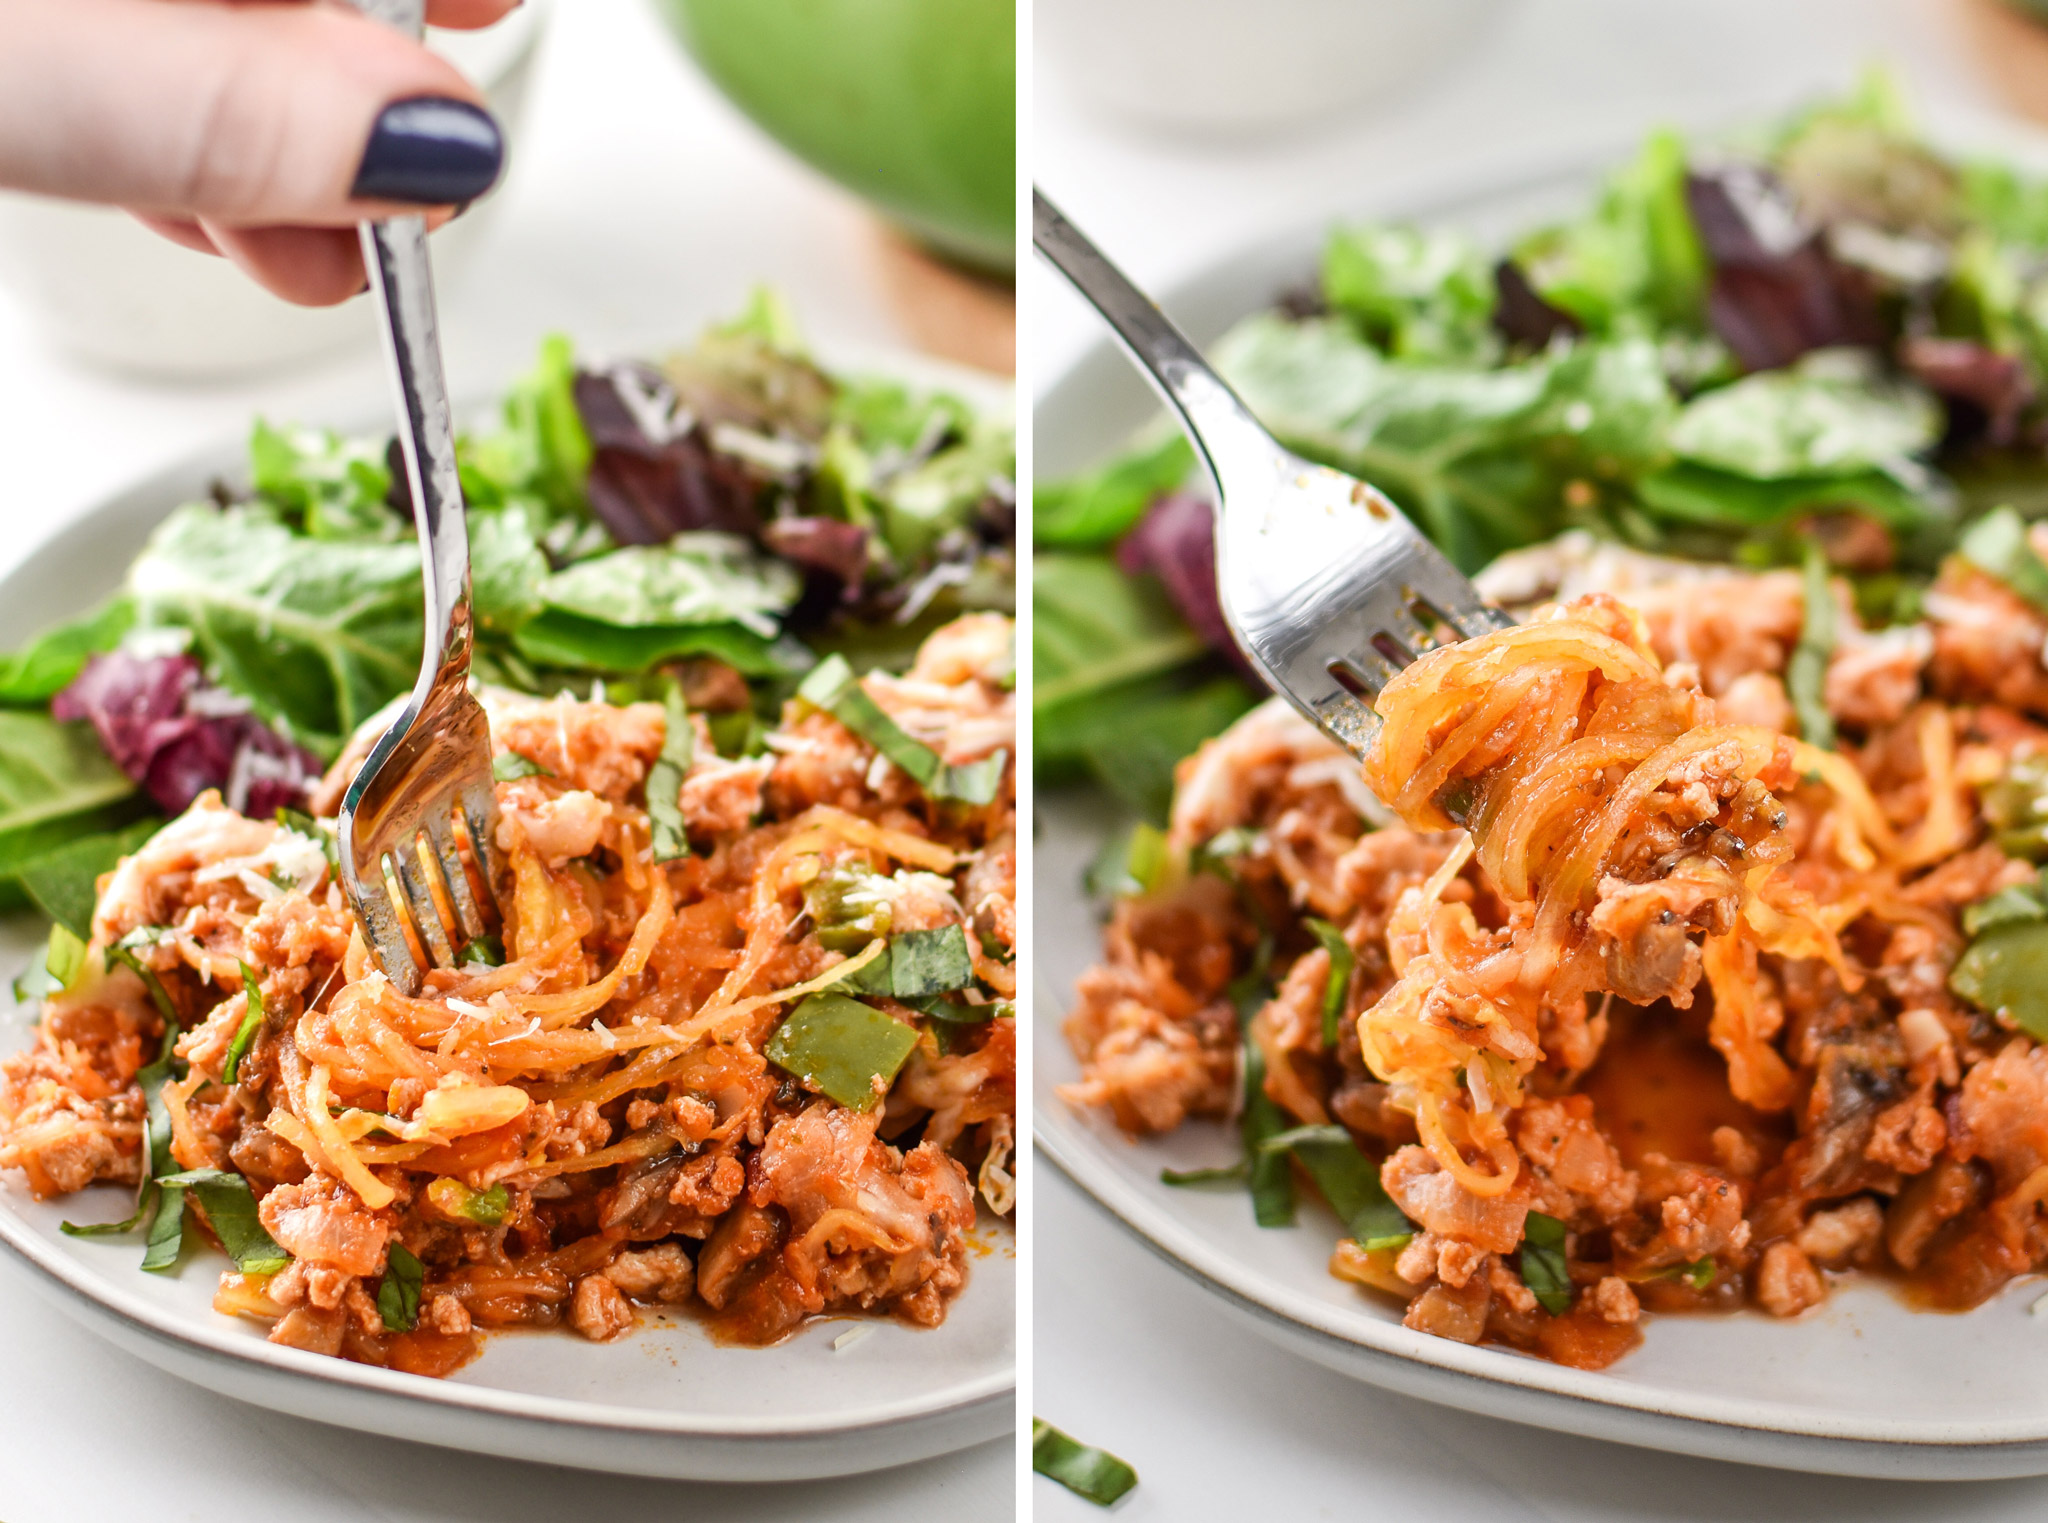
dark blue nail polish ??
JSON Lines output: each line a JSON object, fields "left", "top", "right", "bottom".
{"left": 352, "top": 97, "right": 503, "bottom": 206}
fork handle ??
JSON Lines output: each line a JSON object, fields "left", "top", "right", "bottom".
{"left": 350, "top": 0, "right": 474, "bottom": 691}
{"left": 1032, "top": 189, "right": 1284, "bottom": 496}
{"left": 361, "top": 215, "right": 474, "bottom": 687}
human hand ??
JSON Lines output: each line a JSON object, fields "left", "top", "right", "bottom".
{"left": 0, "top": 0, "right": 517, "bottom": 306}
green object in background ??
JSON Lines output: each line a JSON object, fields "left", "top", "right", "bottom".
{"left": 653, "top": 0, "right": 1016, "bottom": 272}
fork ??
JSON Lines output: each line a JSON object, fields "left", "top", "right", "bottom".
{"left": 338, "top": 0, "right": 507, "bottom": 995}
{"left": 1033, "top": 189, "right": 1512, "bottom": 759}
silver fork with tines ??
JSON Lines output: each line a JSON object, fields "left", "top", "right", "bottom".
{"left": 338, "top": 0, "right": 507, "bottom": 994}
{"left": 1034, "top": 191, "right": 1513, "bottom": 758}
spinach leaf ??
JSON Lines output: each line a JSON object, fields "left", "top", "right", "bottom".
{"left": 1514, "top": 127, "right": 1706, "bottom": 333}
{"left": 0, "top": 596, "right": 135, "bottom": 705}
{"left": 127, "top": 503, "right": 422, "bottom": 758}
{"left": 376, "top": 1241, "right": 425, "bottom": 1331}
{"left": 1216, "top": 316, "right": 1674, "bottom": 571}
{"left": 535, "top": 535, "right": 801, "bottom": 639}
{"left": 1665, "top": 353, "right": 1942, "bottom": 480}
{"left": 461, "top": 334, "right": 592, "bottom": 517}
{"left": 510, "top": 610, "right": 811, "bottom": 679}
{"left": 1034, "top": 435, "right": 1193, "bottom": 549}
{"left": 0, "top": 710, "right": 143, "bottom": 872}
{"left": 469, "top": 500, "right": 552, "bottom": 636}
{"left": 1633, "top": 462, "right": 1935, "bottom": 532}
{"left": 249, "top": 420, "right": 398, "bottom": 542}
{"left": 1322, "top": 222, "right": 1497, "bottom": 362}
{"left": 647, "top": 684, "right": 693, "bottom": 863}
{"left": 1032, "top": 1419, "right": 1138, "bottom": 1508}
{"left": 17, "top": 816, "right": 163, "bottom": 940}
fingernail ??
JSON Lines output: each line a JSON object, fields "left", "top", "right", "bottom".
{"left": 352, "top": 96, "right": 503, "bottom": 206}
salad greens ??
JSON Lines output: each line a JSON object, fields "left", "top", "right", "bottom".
{"left": 0, "top": 295, "right": 1013, "bottom": 926}
{"left": 1035, "top": 75, "right": 2048, "bottom": 816}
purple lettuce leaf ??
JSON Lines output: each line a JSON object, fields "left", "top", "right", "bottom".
{"left": 573, "top": 368, "right": 764, "bottom": 545}
{"left": 1685, "top": 165, "right": 1882, "bottom": 371}
{"left": 1899, "top": 335, "right": 2036, "bottom": 448}
{"left": 55, "top": 651, "right": 321, "bottom": 818}
{"left": 1117, "top": 492, "right": 1258, "bottom": 683}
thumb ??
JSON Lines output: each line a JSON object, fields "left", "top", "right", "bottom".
{"left": 0, "top": 0, "right": 504, "bottom": 225}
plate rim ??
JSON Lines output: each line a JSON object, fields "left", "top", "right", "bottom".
{"left": 1028, "top": 110, "right": 2048, "bottom": 1468}
{"left": 0, "top": 343, "right": 1017, "bottom": 1452}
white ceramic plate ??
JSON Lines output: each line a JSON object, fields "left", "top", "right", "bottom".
{"left": 1032, "top": 121, "right": 2048, "bottom": 1482}
{"left": 0, "top": 358, "right": 1016, "bottom": 1483}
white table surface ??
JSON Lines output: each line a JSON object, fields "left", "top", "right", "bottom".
{"left": 1030, "top": 0, "right": 2048, "bottom": 1517}
{"left": 0, "top": 0, "right": 1013, "bottom": 1517}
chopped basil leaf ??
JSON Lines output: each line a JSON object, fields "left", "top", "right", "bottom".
{"left": 798, "top": 653, "right": 1006, "bottom": 805}
{"left": 142, "top": 1179, "right": 188, "bottom": 1272}
{"left": 1518, "top": 1210, "right": 1574, "bottom": 1315}
{"left": 1160, "top": 1162, "right": 1250, "bottom": 1187}
{"left": 846, "top": 924, "right": 974, "bottom": 999}
{"left": 1083, "top": 821, "right": 1169, "bottom": 900}
{"left": 765, "top": 993, "right": 920, "bottom": 1111}
{"left": 1649, "top": 1255, "right": 1717, "bottom": 1290}
{"left": 1191, "top": 825, "right": 1260, "bottom": 879}
{"left": 1256, "top": 1124, "right": 1413, "bottom": 1249}
{"left": 647, "top": 684, "right": 694, "bottom": 863}
{"left": 458, "top": 934, "right": 506, "bottom": 967}
{"left": 273, "top": 807, "right": 339, "bottom": 873}
{"left": 1304, "top": 918, "right": 1355, "bottom": 1049}
{"left": 908, "top": 994, "right": 994, "bottom": 1024}
{"left": 222, "top": 961, "right": 265, "bottom": 1085}
{"left": 1239, "top": 1001, "right": 1296, "bottom": 1228}
{"left": 1960, "top": 505, "right": 2048, "bottom": 616}
{"left": 1032, "top": 1419, "right": 1138, "bottom": 1508}
{"left": 105, "top": 936, "right": 176, "bottom": 1025}
{"left": 376, "top": 1241, "right": 424, "bottom": 1331}
{"left": 11, "top": 953, "right": 59, "bottom": 1004}
{"left": 43, "top": 923, "right": 88, "bottom": 993}
{"left": 1789, "top": 541, "right": 1837, "bottom": 751}
{"left": 155, "top": 1169, "right": 290, "bottom": 1274}
{"left": 427, "top": 1177, "right": 510, "bottom": 1226}
{"left": 492, "top": 750, "right": 554, "bottom": 782}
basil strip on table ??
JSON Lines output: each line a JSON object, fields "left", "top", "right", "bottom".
{"left": 798, "top": 653, "right": 1007, "bottom": 805}
{"left": 844, "top": 924, "right": 975, "bottom": 999}
{"left": 647, "top": 683, "right": 694, "bottom": 864}
{"left": 1788, "top": 541, "right": 1837, "bottom": 751}
{"left": 1032, "top": 1419, "right": 1138, "bottom": 1508}
{"left": 1304, "top": 918, "right": 1355, "bottom": 1049}
{"left": 765, "top": 993, "right": 920, "bottom": 1111}
{"left": 1518, "top": 1209, "right": 1574, "bottom": 1314}
{"left": 376, "top": 1241, "right": 425, "bottom": 1332}
{"left": 222, "top": 961, "right": 265, "bottom": 1085}
{"left": 155, "top": 1169, "right": 290, "bottom": 1274}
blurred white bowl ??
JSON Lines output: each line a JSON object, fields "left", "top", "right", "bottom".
{"left": 0, "top": 4, "right": 545, "bottom": 380}
{"left": 1037, "top": 0, "right": 1510, "bottom": 137}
